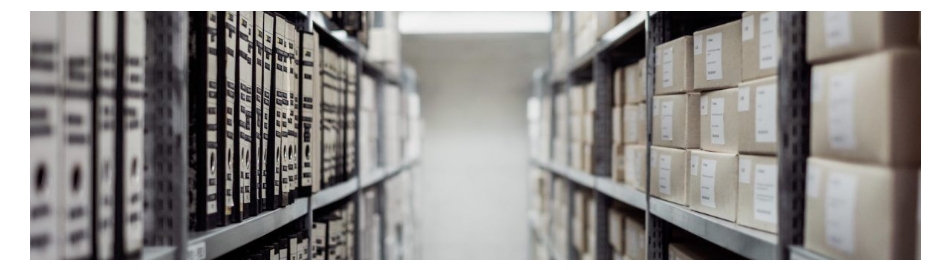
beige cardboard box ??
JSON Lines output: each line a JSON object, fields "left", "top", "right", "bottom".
{"left": 688, "top": 150, "right": 738, "bottom": 222}
{"left": 585, "top": 83, "right": 597, "bottom": 113}
{"left": 652, "top": 94, "right": 700, "bottom": 149}
{"left": 614, "top": 67, "right": 624, "bottom": 106}
{"left": 804, "top": 157, "right": 919, "bottom": 259}
{"left": 806, "top": 11, "right": 920, "bottom": 64}
{"left": 608, "top": 207, "right": 624, "bottom": 253}
{"left": 570, "top": 114, "right": 582, "bottom": 142}
{"left": 623, "top": 104, "right": 640, "bottom": 144}
{"left": 637, "top": 58, "right": 647, "bottom": 101}
{"left": 700, "top": 88, "right": 740, "bottom": 153}
{"left": 553, "top": 137, "right": 568, "bottom": 165}
{"left": 572, "top": 190, "right": 589, "bottom": 253}
{"left": 570, "top": 85, "right": 585, "bottom": 114}
{"left": 637, "top": 104, "right": 647, "bottom": 145}
{"left": 737, "top": 155, "right": 779, "bottom": 233}
{"left": 624, "top": 62, "right": 642, "bottom": 103}
{"left": 612, "top": 143, "right": 625, "bottom": 183}
{"left": 613, "top": 107, "right": 623, "bottom": 144}
{"left": 737, "top": 77, "right": 779, "bottom": 155}
{"left": 570, "top": 141, "right": 582, "bottom": 170}
{"left": 650, "top": 146, "right": 689, "bottom": 206}
{"left": 587, "top": 196, "right": 596, "bottom": 258}
{"left": 741, "top": 11, "right": 782, "bottom": 82}
{"left": 556, "top": 91, "right": 568, "bottom": 116}
{"left": 624, "top": 214, "right": 646, "bottom": 260}
{"left": 583, "top": 113, "right": 593, "bottom": 143}
{"left": 624, "top": 144, "right": 647, "bottom": 192}
{"left": 811, "top": 49, "right": 920, "bottom": 167}
{"left": 582, "top": 144, "right": 592, "bottom": 173}
{"left": 694, "top": 20, "right": 742, "bottom": 91}
{"left": 655, "top": 36, "right": 694, "bottom": 95}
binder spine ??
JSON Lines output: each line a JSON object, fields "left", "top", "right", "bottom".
{"left": 116, "top": 11, "right": 146, "bottom": 258}
{"left": 264, "top": 13, "right": 281, "bottom": 210}
{"left": 217, "top": 11, "right": 236, "bottom": 224}
{"left": 299, "top": 32, "right": 315, "bottom": 198}
{"left": 249, "top": 11, "right": 264, "bottom": 217}
{"left": 31, "top": 11, "right": 62, "bottom": 260}
{"left": 285, "top": 23, "right": 299, "bottom": 203}
{"left": 275, "top": 16, "right": 289, "bottom": 207}
{"left": 235, "top": 11, "right": 253, "bottom": 221}
{"left": 310, "top": 34, "right": 323, "bottom": 194}
{"left": 92, "top": 11, "right": 117, "bottom": 259}
{"left": 187, "top": 11, "right": 219, "bottom": 231}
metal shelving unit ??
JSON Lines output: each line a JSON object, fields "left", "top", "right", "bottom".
{"left": 649, "top": 199, "right": 778, "bottom": 260}
{"left": 142, "top": 246, "right": 176, "bottom": 260}
{"left": 789, "top": 246, "right": 829, "bottom": 260}
{"left": 595, "top": 177, "right": 647, "bottom": 211}
{"left": 361, "top": 159, "right": 419, "bottom": 189}
{"left": 186, "top": 197, "right": 310, "bottom": 260}
{"left": 533, "top": 159, "right": 595, "bottom": 189}
{"left": 550, "top": 12, "right": 647, "bottom": 84}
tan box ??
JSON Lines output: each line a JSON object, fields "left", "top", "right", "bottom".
{"left": 624, "top": 144, "right": 647, "bottom": 192}
{"left": 622, "top": 104, "right": 640, "bottom": 144}
{"left": 693, "top": 20, "right": 742, "bottom": 91}
{"left": 806, "top": 11, "right": 920, "bottom": 64}
{"left": 636, "top": 104, "right": 647, "bottom": 145}
{"left": 582, "top": 143, "right": 592, "bottom": 173}
{"left": 700, "top": 88, "right": 740, "bottom": 153}
{"left": 586, "top": 196, "right": 596, "bottom": 258}
{"left": 624, "top": 62, "right": 642, "bottom": 103}
{"left": 737, "top": 155, "right": 778, "bottom": 233}
{"left": 625, "top": 214, "right": 646, "bottom": 260}
{"left": 655, "top": 36, "right": 694, "bottom": 95}
{"left": 608, "top": 207, "right": 624, "bottom": 252}
{"left": 688, "top": 150, "right": 738, "bottom": 222}
{"left": 555, "top": 91, "right": 568, "bottom": 116}
{"left": 613, "top": 107, "right": 623, "bottom": 144}
{"left": 652, "top": 94, "right": 700, "bottom": 149}
{"left": 583, "top": 113, "right": 593, "bottom": 143}
{"left": 572, "top": 190, "right": 589, "bottom": 253}
{"left": 570, "top": 141, "right": 582, "bottom": 170}
{"left": 811, "top": 50, "right": 920, "bottom": 167}
{"left": 570, "top": 115, "right": 582, "bottom": 142}
{"left": 741, "top": 11, "right": 782, "bottom": 82}
{"left": 737, "top": 77, "right": 779, "bottom": 155}
{"left": 570, "top": 85, "right": 585, "bottom": 114}
{"left": 650, "top": 146, "right": 689, "bottom": 206}
{"left": 637, "top": 58, "right": 647, "bottom": 101}
{"left": 804, "top": 157, "right": 919, "bottom": 259}
{"left": 612, "top": 143, "right": 625, "bottom": 183}
{"left": 614, "top": 67, "right": 625, "bottom": 106}
{"left": 585, "top": 83, "right": 596, "bottom": 113}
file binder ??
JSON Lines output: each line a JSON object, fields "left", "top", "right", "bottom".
{"left": 116, "top": 11, "right": 145, "bottom": 258}
{"left": 236, "top": 11, "right": 253, "bottom": 221}
{"left": 263, "top": 13, "right": 281, "bottom": 210}
{"left": 275, "top": 16, "right": 289, "bottom": 207}
{"left": 250, "top": 11, "right": 265, "bottom": 217}
{"left": 31, "top": 11, "right": 62, "bottom": 260}
{"left": 285, "top": 23, "right": 299, "bottom": 203}
{"left": 298, "top": 31, "right": 316, "bottom": 197}
{"left": 61, "top": 11, "right": 94, "bottom": 260}
{"left": 187, "top": 11, "right": 219, "bottom": 231}
{"left": 92, "top": 11, "right": 117, "bottom": 259}
{"left": 311, "top": 220, "right": 327, "bottom": 260}
{"left": 217, "top": 11, "right": 236, "bottom": 224}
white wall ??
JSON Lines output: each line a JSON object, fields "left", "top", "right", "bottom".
{"left": 402, "top": 33, "right": 549, "bottom": 259}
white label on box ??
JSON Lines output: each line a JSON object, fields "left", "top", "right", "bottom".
{"left": 700, "top": 95, "right": 708, "bottom": 116}
{"left": 742, "top": 15, "right": 755, "bottom": 41}
{"left": 755, "top": 84, "right": 778, "bottom": 143}
{"left": 759, "top": 11, "right": 779, "bottom": 69}
{"left": 700, "top": 159, "right": 717, "bottom": 208}
{"left": 807, "top": 166, "right": 821, "bottom": 198}
{"left": 662, "top": 47, "right": 674, "bottom": 88}
{"left": 705, "top": 32, "right": 723, "bottom": 81}
{"left": 825, "top": 172, "right": 857, "bottom": 255}
{"left": 811, "top": 70, "right": 823, "bottom": 104}
{"left": 824, "top": 11, "right": 852, "bottom": 48}
{"left": 827, "top": 73, "right": 856, "bottom": 150}
{"left": 187, "top": 241, "right": 207, "bottom": 260}
{"left": 739, "top": 158, "right": 752, "bottom": 184}
{"left": 738, "top": 87, "right": 751, "bottom": 112}
{"left": 661, "top": 101, "right": 674, "bottom": 141}
{"left": 659, "top": 154, "right": 672, "bottom": 195}
{"left": 690, "top": 155, "right": 699, "bottom": 176}
{"left": 710, "top": 98, "right": 725, "bottom": 145}
{"left": 753, "top": 164, "right": 778, "bottom": 224}
{"left": 694, "top": 35, "right": 703, "bottom": 55}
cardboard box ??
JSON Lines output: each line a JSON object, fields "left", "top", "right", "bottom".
{"left": 624, "top": 144, "right": 647, "bottom": 192}
{"left": 613, "top": 107, "right": 623, "bottom": 144}
{"left": 806, "top": 11, "right": 920, "bottom": 64}
{"left": 636, "top": 104, "right": 647, "bottom": 146}
{"left": 582, "top": 144, "right": 592, "bottom": 173}
{"left": 614, "top": 67, "right": 625, "bottom": 106}
{"left": 586, "top": 196, "right": 596, "bottom": 258}
{"left": 624, "top": 214, "right": 646, "bottom": 260}
{"left": 804, "top": 157, "right": 919, "bottom": 259}
{"left": 637, "top": 58, "right": 647, "bottom": 101}
{"left": 700, "top": 88, "right": 740, "bottom": 153}
{"left": 654, "top": 36, "right": 694, "bottom": 95}
{"left": 583, "top": 113, "right": 593, "bottom": 143}
{"left": 585, "top": 83, "right": 597, "bottom": 113}
{"left": 693, "top": 20, "right": 742, "bottom": 91}
{"left": 810, "top": 49, "right": 920, "bottom": 167}
{"left": 737, "top": 77, "right": 779, "bottom": 155}
{"left": 570, "top": 114, "right": 583, "bottom": 142}
{"left": 650, "top": 146, "right": 689, "bottom": 206}
{"left": 572, "top": 190, "right": 589, "bottom": 253}
{"left": 737, "top": 155, "right": 779, "bottom": 233}
{"left": 570, "top": 141, "right": 582, "bottom": 170}
{"left": 624, "top": 62, "right": 642, "bottom": 103}
{"left": 622, "top": 104, "right": 640, "bottom": 144}
{"left": 555, "top": 91, "right": 568, "bottom": 116}
{"left": 612, "top": 143, "right": 625, "bottom": 183}
{"left": 688, "top": 150, "right": 738, "bottom": 222}
{"left": 741, "top": 11, "right": 782, "bottom": 82}
{"left": 652, "top": 94, "right": 700, "bottom": 149}
{"left": 570, "top": 85, "right": 585, "bottom": 114}
{"left": 608, "top": 207, "right": 624, "bottom": 253}
{"left": 553, "top": 137, "right": 568, "bottom": 165}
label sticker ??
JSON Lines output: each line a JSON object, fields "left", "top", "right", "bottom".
{"left": 187, "top": 242, "right": 207, "bottom": 260}
{"left": 742, "top": 15, "right": 755, "bottom": 41}
{"left": 753, "top": 164, "right": 778, "bottom": 224}
{"left": 700, "top": 95, "right": 709, "bottom": 116}
{"left": 705, "top": 32, "right": 723, "bottom": 81}
{"left": 738, "top": 87, "right": 751, "bottom": 112}
{"left": 811, "top": 70, "right": 823, "bottom": 104}
{"left": 659, "top": 154, "right": 672, "bottom": 195}
{"left": 690, "top": 155, "right": 699, "bottom": 176}
{"left": 662, "top": 47, "right": 674, "bottom": 88}
{"left": 661, "top": 101, "right": 674, "bottom": 141}
{"left": 759, "top": 11, "right": 778, "bottom": 69}
{"left": 700, "top": 159, "right": 717, "bottom": 208}
{"left": 755, "top": 84, "right": 777, "bottom": 143}
{"left": 825, "top": 172, "right": 857, "bottom": 255}
{"left": 710, "top": 98, "right": 725, "bottom": 145}
{"left": 807, "top": 166, "right": 821, "bottom": 198}
{"left": 739, "top": 158, "right": 752, "bottom": 184}
{"left": 824, "top": 11, "right": 852, "bottom": 48}
{"left": 694, "top": 35, "right": 703, "bottom": 55}
{"left": 827, "top": 73, "right": 856, "bottom": 150}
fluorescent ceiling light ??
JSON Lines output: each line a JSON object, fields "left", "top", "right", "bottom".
{"left": 399, "top": 11, "right": 551, "bottom": 34}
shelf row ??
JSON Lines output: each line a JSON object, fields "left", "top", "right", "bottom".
{"left": 527, "top": 211, "right": 565, "bottom": 260}
{"left": 531, "top": 159, "right": 647, "bottom": 211}
{"left": 550, "top": 11, "right": 647, "bottom": 83}
{"left": 293, "top": 11, "right": 403, "bottom": 86}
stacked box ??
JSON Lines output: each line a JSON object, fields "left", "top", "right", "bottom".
{"left": 569, "top": 83, "right": 594, "bottom": 172}
{"left": 573, "top": 12, "right": 626, "bottom": 58}
{"left": 615, "top": 59, "right": 648, "bottom": 192}
{"left": 803, "top": 12, "right": 920, "bottom": 259}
